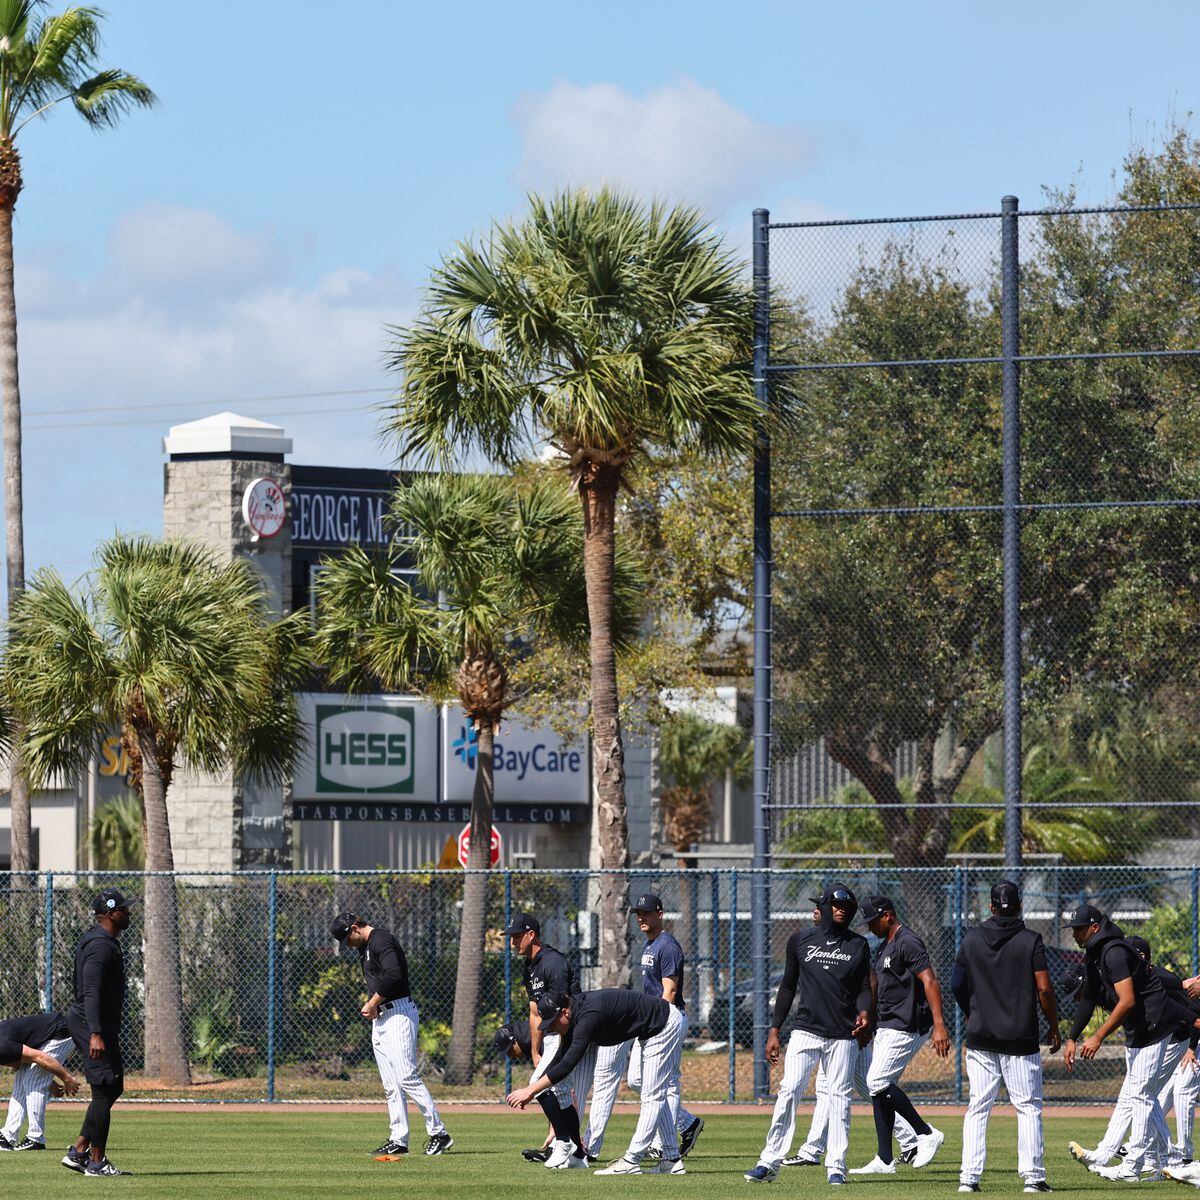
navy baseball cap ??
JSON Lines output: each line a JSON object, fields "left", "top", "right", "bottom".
{"left": 859, "top": 896, "right": 896, "bottom": 924}
{"left": 492, "top": 1024, "right": 518, "bottom": 1055}
{"left": 93, "top": 888, "right": 134, "bottom": 915}
{"left": 991, "top": 880, "right": 1021, "bottom": 913}
{"left": 501, "top": 913, "right": 540, "bottom": 937}
{"left": 809, "top": 883, "right": 855, "bottom": 906}
{"left": 1065, "top": 903, "right": 1104, "bottom": 929}
{"left": 1127, "top": 935, "right": 1152, "bottom": 961}
{"left": 632, "top": 893, "right": 663, "bottom": 912}
{"left": 535, "top": 991, "right": 570, "bottom": 1027}
{"left": 330, "top": 911, "right": 362, "bottom": 941}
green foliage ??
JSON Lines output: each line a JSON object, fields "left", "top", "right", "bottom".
{"left": 191, "top": 991, "right": 237, "bottom": 1075}
{"left": 88, "top": 792, "right": 144, "bottom": 869}
{"left": 1138, "top": 902, "right": 1196, "bottom": 978}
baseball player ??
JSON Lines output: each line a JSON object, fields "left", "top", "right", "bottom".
{"left": 493, "top": 1020, "right": 561, "bottom": 1162}
{"left": 61, "top": 888, "right": 134, "bottom": 1178}
{"left": 330, "top": 912, "right": 451, "bottom": 1156}
{"left": 0, "top": 1011, "right": 80, "bottom": 1151}
{"left": 506, "top": 988, "right": 689, "bottom": 1175}
{"left": 504, "top": 913, "right": 589, "bottom": 1168}
{"left": 849, "top": 895, "right": 951, "bottom": 1174}
{"left": 951, "top": 880, "right": 1059, "bottom": 1194}
{"left": 1063, "top": 905, "right": 1193, "bottom": 1183}
{"left": 743, "top": 882, "right": 872, "bottom": 1187}
{"left": 1069, "top": 935, "right": 1200, "bottom": 1177}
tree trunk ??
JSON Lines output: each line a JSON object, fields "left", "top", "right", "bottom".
{"left": 443, "top": 723, "right": 495, "bottom": 1085}
{"left": 136, "top": 724, "right": 192, "bottom": 1086}
{"left": 579, "top": 463, "right": 630, "bottom": 987}
{"left": 0, "top": 191, "right": 31, "bottom": 875}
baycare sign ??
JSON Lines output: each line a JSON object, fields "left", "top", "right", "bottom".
{"left": 293, "top": 694, "right": 438, "bottom": 801}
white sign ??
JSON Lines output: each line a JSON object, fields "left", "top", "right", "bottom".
{"left": 242, "top": 476, "right": 286, "bottom": 539}
{"left": 293, "top": 693, "right": 439, "bottom": 801}
{"left": 441, "top": 708, "right": 589, "bottom": 805}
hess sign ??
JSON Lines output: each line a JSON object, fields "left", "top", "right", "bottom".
{"left": 457, "top": 823, "right": 502, "bottom": 868}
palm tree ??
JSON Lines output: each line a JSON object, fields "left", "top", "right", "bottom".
{"left": 0, "top": 1, "right": 154, "bottom": 871}
{"left": 315, "top": 471, "right": 641, "bottom": 1083}
{"left": 5, "top": 535, "right": 309, "bottom": 1084}
{"left": 386, "top": 189, "right": 762, "bottom": 982}
{"left": 88, "top": 792, "right": 144, "bottom": 869}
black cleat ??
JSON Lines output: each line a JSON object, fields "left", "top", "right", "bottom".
{"left": 424, "top": 1132, "right": 453, "bottom": 1156}
{"left": 899, "top": 1147, "right": 918, "bottom": 1165}
{"left": 522, "top": 1147, "right": 552, "bottom": 1163}
{"left": 374, "top": 1140, "right": 408, "bottom": 1155}
{"left": 13, "top": 1139, "right": 46, "bottom": 1151}
{"left": 585, "top": 1153, "right": 599, "bottom": 1165}
{"left": 679, "top": 1117, "right": 705, "bottom": 1158}
{"left": 61, "top": 1147, "right": 88, "bottom": 1173}
{"left": 84, "top": 1156, "right": 131, "bottom": 1177}
{"left": 0, "top": 1134, "right": 13, "bottom": 1152}
{"left": 1023, "top": 1184, "right": 1052, "bottom": 1194}
{"left": 783, "top": 1155, "right": 821, "bottom": 1167}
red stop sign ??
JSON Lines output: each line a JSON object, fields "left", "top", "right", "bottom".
{"left": 458, "top": 823, "right": 502, "bottom": 868}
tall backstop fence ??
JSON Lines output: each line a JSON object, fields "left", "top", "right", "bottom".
{"left": 752, "top": 197, "right": 1200, "bottom": 1092}
{"left": 3, "top": 866, "right": 1197, "bottom": 1105}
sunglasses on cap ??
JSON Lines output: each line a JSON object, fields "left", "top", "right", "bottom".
{"left": 830, "top": 889, "right": 851, "bottom": 902}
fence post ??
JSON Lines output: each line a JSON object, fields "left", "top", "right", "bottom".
{"left": 728, "top": 869, "right": 738, "bottom": 1103}
{"left": 710, "top": 870, "right": 719, "bottom": 1036}
{"left": 42, "top": 872, "right": 53, "bottom": 1012}
{"left": 751, "top": 204, "right": 773, "bottom": 1100}
{"left": 266, "top": 869, "right": 278, "bottom": 1103}
{"left": 504, "top": 869, "right": 513, "bottom": 1097}
{"left": 1000, "top": 193, "right": 1023, "bottom": 870}
{"left": 953, "top": 867, "right": 965, "bottom": 1103}
{"left": 1191, "top": 867, "right": 1198, "bottom": 977}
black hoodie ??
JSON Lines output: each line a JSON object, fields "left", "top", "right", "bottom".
{"left": 1068, "top": 918, "right": 1193, "bottom": 1048}
{"left": 955, "top": 915, "right": 1047, "bottom": 1055}
{"left": 68, "top": 924, "right": 126, "bottom": 1038}
{"left": 771, "top": 888, "right": 872, "bottom": 1039}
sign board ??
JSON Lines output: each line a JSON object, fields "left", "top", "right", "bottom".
{"left": 457, "top": 823, "right": 502, "bottom": 867}
{"left": 293, "top": 693, "right": 438, "bottom": 801}
{"left": 242, "top": 476, "right": 287, "bottom": 540}
{"left": 442, "top": 708, "right": 589, "bottom": 805}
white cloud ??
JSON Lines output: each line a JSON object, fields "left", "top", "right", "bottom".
{"left": 512, "top": 78, "right": 815, "bottom": 213}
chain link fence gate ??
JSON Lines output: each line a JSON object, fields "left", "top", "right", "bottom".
{"left": 754, "top": 195, "right": 1200, "bottom": 1096}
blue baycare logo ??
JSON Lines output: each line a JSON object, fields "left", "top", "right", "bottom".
{"left": 452, "top": 724, "right": 479, "bottom": 769}
{"left": 451, "top": 723, "right": 582, "bottom": 780}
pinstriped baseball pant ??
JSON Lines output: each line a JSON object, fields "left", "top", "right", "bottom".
{"left": 531, "top": 1032, "right": 581, "bottom": 1106}
{"left": 371, "top": 999, "right": 445, "bottom": 1145}
{"left": 1121, "top": 1035, "right": 1190, "bottom": 1174}
{"left": 960, "top": 1049, "right": 1045, "bottom": 1185}
{"left": 1, "top": 1036, "right": 72, "bottom": 1142}
{"left": 623, "top": 1007, "right": 687, "bottom": 1161}
{"left": 1094, "top": 1036, "right": 1190, "bottom": 1167}
{"left": 580, "top": 1040, "right": 632, "bottom": 1157}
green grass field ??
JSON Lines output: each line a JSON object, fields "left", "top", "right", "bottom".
{"left": 0, "top": 1112, "right": 1181, "bottom": 1198}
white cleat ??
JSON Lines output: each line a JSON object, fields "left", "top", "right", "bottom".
{"left": 544, "top": 1141, "right": 574, "bottom": 1169}
{"left": 912, "top": 1128, "right": 944, "bottom": 1169}
{"left": 651, "top": 1158, "right": 686, "bottom": 1175}
{"left": 596, "top": 1157, "right": 644, "bottom": 1176}
{"left": 1070, "top": 1142, "right": 1104, "bottom": 1167}
{"left": 1165, "top": 1166, "right": 1200, "bottom": 1188}
{"left": 553, "top": 1155, "right": 590, "bottom": 1170}
{"left": 1094, "top": 1165, "right": 1144, "bottom": 1183}
{"left": 849, "top": 1157, "right": 897, "bottom": 1175}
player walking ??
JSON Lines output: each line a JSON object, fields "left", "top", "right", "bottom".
{"left": 0, "top": 1011, "right": 79, "bottom": 1151}
{"left": 330, "top": 912, "right": 451, "bottom": 1156}
{"left": 507, "top": 989, "right": 689, "bottom": 1175}
{"left": 850, "top": 896, "right": 951, "bottom": 1175}
{"left": 951, "top": 880, "right": 1059, "bottom": 1194}
{"left": 743, "top": 882, "right": 872, "bottom": 1187}
{"left": 1063, "top": 905, "right": 1193, "bottom": 1183}
{"left": 61, "top": 888, "right": 134, "bottom": 1178}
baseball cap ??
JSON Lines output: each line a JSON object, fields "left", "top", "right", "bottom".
{"left": 809, "top": 883, "right": 855, "bottom": 906}
{"left": 93, "top": 888, "right": 134, "bottom": 915}
{"left": 501, "top": 913, "right": 540, "bottom": 937}
{"left": 1065, "top": 903, "right": 1104, "bottom": 929}
{"left": 1126, "top": 935, "right": 1151, "bottom": 961}
{"left": 492, "top": 1024, "right": 518, "bottom": 1055}
{"left": 858, "top": 896, "right": 896, "bottom": 924}
{"left": 535, "top": 991, "right": 570, "bottom": 1027}
{"left": 990, "top": 880, "right": 1021, "bottom": 913}
{"left": 330, "top": 911, "right": 362, "bottom": 942}
{"left": 632, "top": 893, "right": 663, "bottom": 912}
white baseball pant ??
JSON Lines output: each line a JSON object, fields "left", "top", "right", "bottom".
{"left": 371, "top": 998, "right": 446, "bottom": 1145}
{"left": 580, "top": 1040, "right": 631, "bottom": 1157}
{"left": 960, "top": 1048, "right": 1045, "bottom": 1186}
{"left": 1093, "top": 1037, "right": 1190, "bottom": 1168}
{"left": 629, "top": 1036, "right": 697, "bottom": 1139}
{"left": 1167, "top": 1054, "right": 1200, "bottom": 1163}
{"left": 1121, "top": 1035, "right": 1190, "bottom": 1175}
{"left": 759, "top": 1030, "right": 857, "bottom": 1175}
{"left": 622, "top": 1007, "right": 688, "bottom": 1161}
{"left": 1, "top": 1035, "right": 72, "bottom": 1143}
{"left": 797, "top": 1037, "right": 917, "bottom": 1160}
{"left": 531, "top": 1031, "right": 580, "bottom": 1106}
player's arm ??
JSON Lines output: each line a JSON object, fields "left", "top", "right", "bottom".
{"left": 851, "top": 955, "right": 872, "bottom": 1042}
{"left": 1077, "top": 975, "right": 1133, "bottom": 1060}
{"left": 361, "top": 939, "right": 405, "bottom": 1019}
{"left": 661, "top": 976, "right": 680, "bottom": 1004}
{"left": 1034, "top": 967, "right": 1061, "bottom": 1054}
{"left": 80, "top": 943, "right": 108, "bottom": 1057}
{"left": 19, "top": 1046, "right": 80, "bottom": 1095}
{"left": 767, "top": 935, "right": 801, "bottom": 1066}
{"left": 529, "top": 999, "right": 542, "bottom": 1065}
{"left": 659, "top": 941, "right": 684, "bottom": 1005}
{"left": 915, "top": 966, "right": 952, "bottom": 1057}
{"left": 507, "top": 1022, "right": 583, "bottom": 1108}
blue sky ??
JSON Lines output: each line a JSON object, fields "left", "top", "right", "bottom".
{"left": 12, "top": 0, "right": 1200, "bottom": 586}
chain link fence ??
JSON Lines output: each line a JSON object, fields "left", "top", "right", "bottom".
{"left": 0, "top": 866, "right": 1195, "bottom": 1104}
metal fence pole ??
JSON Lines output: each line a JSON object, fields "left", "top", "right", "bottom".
{"left": 728, "top": 869, "right": 738, "bottom": 1103}
{"left": 953, "top": 867, "right": 965, "bottom": 1103}
{"left": 1001, "top": 194, "right": 1023, "bottom": 870}
{"left": 504, "top": 870, "right": 513, "bottom": 1097}
{"left": 1191, "top": 866, "right": 1199, "bottom": 977}
{"left": 751, "top": 205, "right": 773, "bottom": 1100}
{"left": 42, "top": 872, "right": 53, "bottom": 1012}
{"left": 266, "top": 869, "right": 278, "bottom": 1103}
{"left": 710, "top": 871, "right": 719, "bottom": 1034}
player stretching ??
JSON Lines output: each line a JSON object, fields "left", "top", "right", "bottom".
{"left": 0, "top": 1011, "right": 80, "bottom": 1151}
{"left": 331, "top": 912, "right": 451, "bottom": 1156}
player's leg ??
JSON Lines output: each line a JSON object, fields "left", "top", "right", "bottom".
{"left": 960, "top": 1048, "right": 1002, "bottom": 1188}
{"left": 582, "top": 1040, "right": 627, "bottom": 1158}
{"left": 627, "top": 1038, "right": 642, "bottom": 1091}
{"left": 1121, "top": 1039, "right": 1169, "bottom": 1178}
{"left": 858, "top": 1040, "right": 916, "bottom": 1160}
{"left": 393, "top": 1000, "right": 449, "bottom": 1150}
{"left": 999, "top": 1051, "right": 1046, "bottom": 1187}
{"left": 2, "top": 1062, "right": 31, "bottom": 1145}
{"left": 821, "top": 1035, "right": 856, "bottom": 1181}
{"left": 78, "top": 1080, "right": 122, "bottom": 1161}
{"left": 1074, "top": 1068, "right": 1134, "bottom": 1168}
{"left": 621, "top": 1009, "right": 686, "bottom": 1168}
{"left": 793, "top": 1060, "right": 830, "bottom": 1163}
{"left": 1145, "top": 1038, "right": 1188, "bottom": 1173}
{"left": 747, "top": 1030, "right": 822, "bottom": 1179}
{"left": 16, "top": 1036, "right": 72, "bottom": 1147}
{"left": 371, "top": 1008, "right": 408, "bottom": 1150}
{"left": 1175, "top": 1058, "right": 1200, "bottom": 1165}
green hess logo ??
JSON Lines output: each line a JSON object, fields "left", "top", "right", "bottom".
{"left": 315, "top": 705, "right": 414, "bottom": 795}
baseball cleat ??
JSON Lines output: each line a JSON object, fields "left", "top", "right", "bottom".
{"left": 912, "top": 1127, "right": 944, "bottom": 1168}
{"left": 522, "top": 1147, "right": 552, "bottom": 1163}
{"left": 84, "top": 1157, "right": 131, "bottom": 1177}
{"left": 849, "top": 1156, "right": 897, "bottom": 1175}
{"left": 828, "top": 1173, "right": 846, "bottom": 1186}
{"left": 652, "top": 1158, "right": 686, "bottom": 1175}
{"left": 424, "top": 1132, "right": 453, "bottom": 1156}
{"left": 898, "top": 1146, "right": 918, "bottom": 1165}
{"left": 644, "top": 1147, "right": 663, "bottom": 1160}
{"left": 544, "top": 1140, "right": 577, "bottom": 1169}
{"left": 1093, "top": 1165, "right": 1141, "bottom": 1182}
{"left": 958, "top": 1185, "right": 980, "bottom": 1193}
{"left": 1024, "top": 1183, "right": 1053, "bottom": 1193}
{"left": 12, "top": 1139, "right": 46, "bottom": 1151}
{"left": 585, "top": 1153, "right": 599, "bottom": 1164}
{"left": 0, "top": 1134, "right": 13, "bottom": 1152}
{"left": 784, "top": 1155, "right": 821, "bottom": 1167}
{"left": 374, "top": 1140, "right": 408, "bottom": 1155}
{"left": 1069, "top": 1142, "right": 1102, "bottom": 1167}
{"left": 62, "top": 1147, "right": 89, "bottom": 1173}
{"left": 596, "top": 1156, "right": 644, "bottom": 1176}
{"left": 745, "top": 1164, "right": 780, "bottom": 1183}
{"left": 1165, "top": 1167, "right": 1200, "bottom": 1187}
{"left": 549, "top": 1153, "right": 589, "bottom": 1170}
{"left": 679, "top": 1117, "right": 705, "bottom": 1158}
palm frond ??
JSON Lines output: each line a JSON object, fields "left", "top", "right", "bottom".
{"left": 69, "top": 66, "right": 155, "bottom": 128}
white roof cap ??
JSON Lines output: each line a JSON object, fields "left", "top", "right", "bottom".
{"left": 163, "top": 411, "right": 292, "bottom": 458}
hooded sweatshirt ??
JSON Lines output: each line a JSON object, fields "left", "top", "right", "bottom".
{"left": 954, "top": 915, "right": 1047, "bottom": 1055}
{"left": 68, "top": 924, "right": 126, "bottom": 1038}
{"left": 771, "top": 888, "right": 872, "bottom": 1040}
{"left": 1068, "top": 918, "right": 1193, "bottom": 1048}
